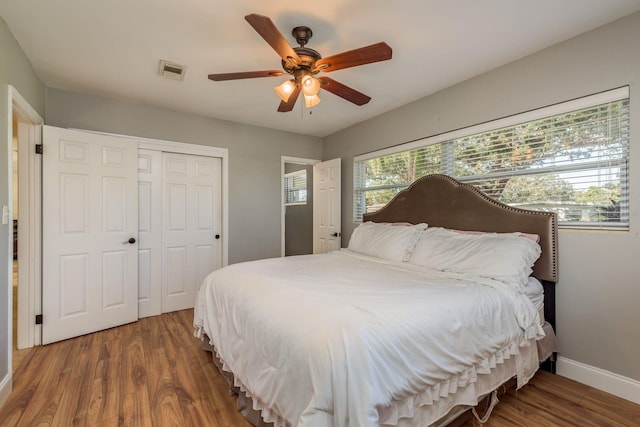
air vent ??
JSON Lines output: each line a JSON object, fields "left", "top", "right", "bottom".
{"left": 158, "top": 60, "right": 187, "bottom": 81}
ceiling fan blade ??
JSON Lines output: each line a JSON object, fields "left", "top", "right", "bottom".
{"left": 245, "top": 13, "right": 301, "bottom": 64}
{"left": 315, "top": 42, "right": 392, "bottom": 72}
{"left": 208, "top": 70, "right": 285, "bottom": 81}
{"left": 277, "top": 85, "right": 301, "bottom": 112}
{"left": 318, "top": 77, "right": 371, "bottom": 106}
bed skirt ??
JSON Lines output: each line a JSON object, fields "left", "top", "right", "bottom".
{"left": 203, "top": 339, "right": 273, "bottom": 427}
{"left": 202, "top": 324, "right": 558, "bottom": 427}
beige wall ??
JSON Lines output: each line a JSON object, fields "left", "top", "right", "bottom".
{"left": 324, "top": 12, "right": 640, "bottom": 382}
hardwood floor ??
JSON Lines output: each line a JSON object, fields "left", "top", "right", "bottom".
{"left": 2, "top": 309, "right": 639, "bottom": 426}
{"left": 4, "top": 310, "right": 249, "bottom": 427}
{"left": 483, "top": 372, "right": 640, "bottom": 426}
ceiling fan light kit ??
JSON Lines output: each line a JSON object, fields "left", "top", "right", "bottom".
{"left": 208, "top": 13, "right": 392, "bottom": 112}
{"left": 301, "top": 75, "right": 321, "bottom": 96}
{"left": 274, "top": 79, "right": 296, "bottom": 102}
{"left": 304, "top": 94, "right": 321, "bottom": 108}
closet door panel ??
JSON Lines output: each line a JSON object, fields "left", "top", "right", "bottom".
{"left": 161, "top": 152, "right": 222, "bottom": 312}
{"left": 138, "top": 149, "right": 162, "bottom": 318}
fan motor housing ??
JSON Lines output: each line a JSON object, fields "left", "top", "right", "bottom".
{"left": 280, "top": 26, "right": 322, "bottom": 73}
{"left": 282, "top": 46, "right": 322, "bottom": 73}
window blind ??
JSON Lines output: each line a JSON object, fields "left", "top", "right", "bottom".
{"left": 284, "top": 169, "right": 308, "bottom": 205}
{"left": 354, "top": 87, "right": 630, "bottom": 228}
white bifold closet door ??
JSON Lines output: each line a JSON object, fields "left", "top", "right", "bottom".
{"left": 138, "top": 150, "right": 222, "bottom": 317}
{"left": 137, "top": 149, "right": 162, "bottom": 318}
{"left": 161, "top": 152, "right": 222, "bottom": 313}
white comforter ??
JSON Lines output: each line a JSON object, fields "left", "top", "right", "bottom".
{"left": 194, "top": 250, "right": 544, "bottom": 427}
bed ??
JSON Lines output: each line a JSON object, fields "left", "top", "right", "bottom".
{"left": 194, "top": 174, "right": 558, "bottom": 426}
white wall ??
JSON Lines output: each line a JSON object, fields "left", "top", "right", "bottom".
{"left": 45, "top": 88, "right": 323, "bottom": 265}
{"left": 324, "top": 11, "right": 640, "bottom": 385}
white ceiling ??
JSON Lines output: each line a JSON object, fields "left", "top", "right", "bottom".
{"left": 2, "top": 1, "right": 640, "bottom": 138}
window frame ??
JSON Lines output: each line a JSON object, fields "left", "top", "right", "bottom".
{"left": 354, "top": 87, "right": 630, "bottom": 230}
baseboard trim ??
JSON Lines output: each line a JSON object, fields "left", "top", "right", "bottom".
{"left": 0, "top": 373, "right": 12, "bottom": 407}
{"left": 557, "top": 356, "right": 640, "bottom": 405}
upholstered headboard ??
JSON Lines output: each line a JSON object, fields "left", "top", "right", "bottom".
{"left": 363, "top": 174, "right": 558, "bottom": 282}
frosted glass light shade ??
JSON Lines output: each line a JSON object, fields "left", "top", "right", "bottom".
{"left": 301, "top": 76, "right": 321, "bottom": 96}
{"left": 304, "top": 94, "right": 321, "bottom": 108}
{"left": 274, "top": 80, "right": 296, "bottom": 102}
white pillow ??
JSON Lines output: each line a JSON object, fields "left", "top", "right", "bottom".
{"left": 409, "top": 227, "right": 541, "bottom": 286}
{"left": 348, "top": 222, "right": 428, "bottom": 262}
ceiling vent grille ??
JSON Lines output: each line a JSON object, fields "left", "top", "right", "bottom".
{"left": 158, "top": 60, "right": 187, "bottom": 81}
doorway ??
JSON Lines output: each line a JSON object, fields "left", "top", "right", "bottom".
{"left": 281, "top": 157, "right": 319, "bottom": 257}
{"left": 11, "top": 118, "right": 18, "bottom": 354}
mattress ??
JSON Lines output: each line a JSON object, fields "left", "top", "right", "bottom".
{"left": 194, "top": 250, "right": 545, "bottom": 426}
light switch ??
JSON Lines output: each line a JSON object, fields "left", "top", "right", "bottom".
{"left": 2, "top": 206, "right": 9, "bottom": 225}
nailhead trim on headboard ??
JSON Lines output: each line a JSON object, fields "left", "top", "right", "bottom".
{"left": 364, "top": 174, "right": 558, "bottom": 282}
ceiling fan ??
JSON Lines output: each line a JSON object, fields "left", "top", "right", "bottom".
{"left": 208, "top": 13, "right": 393, "bottom": 112}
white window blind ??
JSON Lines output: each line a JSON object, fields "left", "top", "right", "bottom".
{"left": 354, "top": 87, "right": 630, "bottom": 229}
{"left": 353, "top": 144, "right": 441, "bottom": 216}
{"left": 284, "top": 169, "right": 308, "bottom": 205}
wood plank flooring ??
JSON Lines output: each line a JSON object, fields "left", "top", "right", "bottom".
{"left": 4, "top": 310, "right": 249, "bottom": 427}
{"left": 2, "top": 309, "right": 639, "bottom": 426}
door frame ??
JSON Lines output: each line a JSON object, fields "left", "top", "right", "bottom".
{"left": 9, "top": 86, "right": 44, "bottom": 351}
{"left": 280, "top": 156, "right": 320, "bottom": 257}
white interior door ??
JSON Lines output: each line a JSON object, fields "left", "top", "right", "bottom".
{"left": 42, "top": 126, "right": 139, "bottom": 344}
{"left": 313, "top": 158, "right": 341, "bottom": 254}
{"left": 162, "top": 152, "right": 222, "bottom": 312}
{"left": 137, "top": 149, "right": 162, "bottom": 318}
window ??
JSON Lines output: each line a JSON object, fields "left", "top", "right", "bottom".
{"left": 284, "top": 169, "right": 308, "bottom": 205}
{"left": 354, "top": 87, "right": 630, "bottom": 229}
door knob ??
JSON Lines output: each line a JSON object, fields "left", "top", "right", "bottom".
{"left": 215, "top": 234, "right": 220, "bottom": 239}
{"left": 123, "top": 237, "right": 136, "bottom": 244}
{"left": 331, "top": 232, "right": 341, "bottom": 237}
